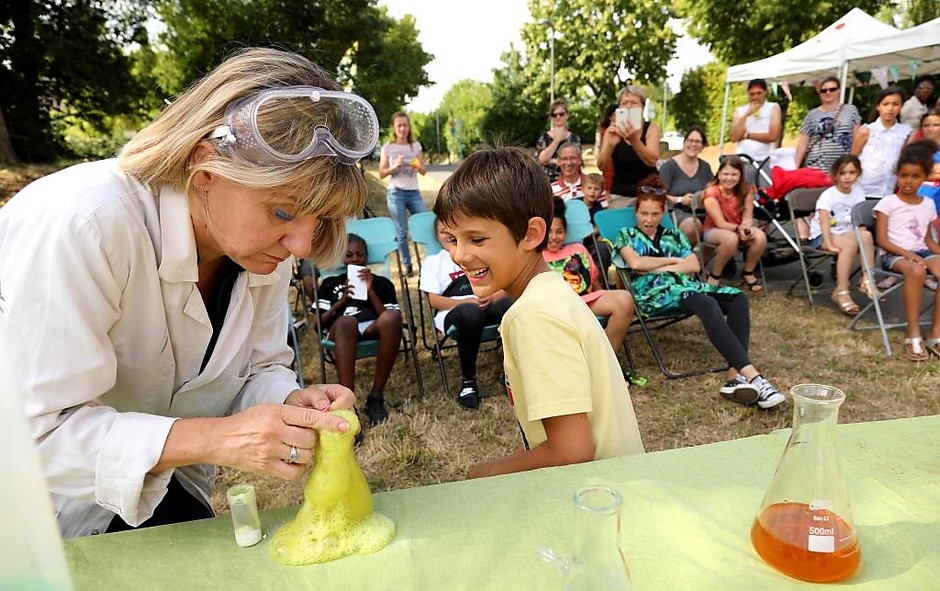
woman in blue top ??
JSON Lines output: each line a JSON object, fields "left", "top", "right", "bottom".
{"left": 613, "top": 174, "right": 785, "bottom": 410}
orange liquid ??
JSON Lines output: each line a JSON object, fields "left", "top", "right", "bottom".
{"left": 751, "top": 502, "right": 861, "bottom": 583}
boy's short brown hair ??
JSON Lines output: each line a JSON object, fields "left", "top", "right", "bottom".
{"left": 582, "top": 173, "right": 604, "bottom": 189}
{"left": 434, "top": 146, "right": 552, "bottom": 251}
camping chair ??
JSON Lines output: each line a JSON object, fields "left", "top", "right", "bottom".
{"left": 313, "top": 216, "right": 424, "bottom": 398}
{"left": 407, "top": 211, "right": 503, "bottom": 397}
{"left": 784, "top": 187, "right": 835, "bottom": 310}
{"left": 564, "top": 200, "right": 637, "bottom": 378}
{"left": 594, "top": 207, "right": 729, "bottom": 379}
{"left": 848, "top": 200, "right": 936, "bottom": 356}
{"left": 287, "top": 300, "right": 306, "bottom": 388}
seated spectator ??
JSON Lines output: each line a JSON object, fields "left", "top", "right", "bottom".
{"left": 900, "top": 75, "right": 935, "bottom": 130}
{"left": 702, "top": 156, "right": 768, "bottom": 293}
{"left": 730, "top": 78, "right": 782, "bottom": 184}
{"left": 581, "top": 173, "right": 614, "bottom": 275}
{"left": 659, "top": 125, "right": 713, "bottom": 246}
{"left": 551, "top": 142, "right": 586, "bottom": 201}
{"left": 614, "top": 175, "right": 785, "bottom": 409}
{"left": 536, "top": 98, "right": 581, "bottom": 182}
{"left": 544, "top": 197, "right": 634, "bottom": 354}
{"left": 421, "top": 218, "right": 512, "bottom": 409}
{"left": 315, "top": 234, "right": 402, "bottom": 425}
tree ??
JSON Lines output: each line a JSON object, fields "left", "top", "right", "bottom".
{"left": 0, "top": 1, "right": 151, "bottom": 162}
{"left": 677, "top": 0, "right": 890, "bottom": 65}
{"left": 522, "top": 0, "right": 677, "bottom": 110}
{"left": 156, "top": 0, "right": 432, "bottom": 129}
{"left": 479, "top": 48, "right": 546, "bottom": 148}
{"left": 439, "top": 80, "right": 494, "bottom": 155}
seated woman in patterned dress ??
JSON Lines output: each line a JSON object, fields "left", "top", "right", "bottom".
{"left": 612, "top": 175, "right": 785, "bottom": 410}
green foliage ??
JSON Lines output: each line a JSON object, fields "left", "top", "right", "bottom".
{"left": 439, "top": 80, "right": 494, "bottom": 155}
{"left": 676, "top": 0, "right": 890, "bottom": 65}
{"left": 411, "top": 110, "right": 448, "bottom": 161}
{"left": 523, "top": 0, "right": 677, "bottom": 110}
{"left": 479, "top": 48, "right": 546, "bottom": 148}
{"left": 672, "top": 62, "right": 745, "bottom": 144}
{"left": 0, "top": 1, "right": 153, "bottom": 162}
{"left": 155, "top": 0, "right": 432, "bottom": 129}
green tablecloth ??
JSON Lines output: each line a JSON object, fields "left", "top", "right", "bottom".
{"left": 65, "top": 415, "right": 940, "bottom": 589}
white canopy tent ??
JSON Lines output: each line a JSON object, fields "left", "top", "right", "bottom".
{"left": 718, "top": 9, "right": 939, "bottom": 149}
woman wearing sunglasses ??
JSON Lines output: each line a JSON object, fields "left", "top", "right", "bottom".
{"left": 794, "top": 76, "right": 861, "bottom": 171}
{"left": 536, "top": 98, "right": 581, "bottom": 182}
{"left": 613, "top": 174, "right": 785, "bottom": 410}
{"left": 0, "top": 48, "right": 373, "bottom": 537}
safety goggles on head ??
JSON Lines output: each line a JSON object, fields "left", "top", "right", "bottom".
{"left": 208, "top": 87, "right": 379, "bottom": 166}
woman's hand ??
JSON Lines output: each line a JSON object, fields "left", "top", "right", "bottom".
{"left": 621, "top": 121, "right": 642, "bottom": 146}
{"left": 214, "top": 391, "right": 353, "bottom": 481}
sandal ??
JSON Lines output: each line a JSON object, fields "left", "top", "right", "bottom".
{"left": 706, "top": 272, "right": 722, "bottom": 287}
{"left": 831, "top": 290, "right": 860, "bottom": 316}
{"left": 925, "top": 338, "right": 940, "bottom": 359}
{"left": 858, "top": 277, "right": 881, "bottom": 301}
{"left": 741, "top": 269, "right": 764, "bottom": 293}
{"left": 904, "top": 337, "right": 929, "bottom": 362}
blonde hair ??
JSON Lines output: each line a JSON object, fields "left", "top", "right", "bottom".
{"left": 583, "top": 172, "right": 604, "bottom": 189}
{"left": 117, "top": 47, "right": 366, "bottom": 265}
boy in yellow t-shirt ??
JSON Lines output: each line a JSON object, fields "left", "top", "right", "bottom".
{"left": 433, "top": 147, "right": 644, "bottom": 479}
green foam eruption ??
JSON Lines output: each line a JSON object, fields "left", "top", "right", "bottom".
{"left": 270, "top": 409, "right": 395, "bottom": 565}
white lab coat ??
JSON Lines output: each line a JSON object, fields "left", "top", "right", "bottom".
{"left": 0, "top": 160, "right": 300, "bottom": 537}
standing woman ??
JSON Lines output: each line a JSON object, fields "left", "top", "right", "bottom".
{"left": 794, "top": 76, "right": 860, "bottom": 172}
{"left": 536, "top": 98, "right": 581, "bottom": 183}
{"left": 597, "top": 86, "right": 660, "bottom": 208}
{"left": 0, "top": 48, "right": 372, "bottom": 538}
{"left": 379, "top": 111, "right": 427, "bottom": 275}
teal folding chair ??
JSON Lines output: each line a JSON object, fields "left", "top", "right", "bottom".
{"left": 594, "top": 207, "right": 728, "bottom": 379}
{"left": 563, "top": 201, "right": 637, "bottom": 378}
{"left": 408, "top": 212, "right": 502, "bottom": 397}
{"left": 313, "top": 216, "right": 424, "bottom": 398}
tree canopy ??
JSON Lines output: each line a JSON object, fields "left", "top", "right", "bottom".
{"left": 676, "top": 0, "right": 890, "bottom": 65}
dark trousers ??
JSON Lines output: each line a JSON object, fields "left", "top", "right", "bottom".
{"left": 680, "top": 292, "right": 751, "bottom": 371}
{"left": 443, "top": 298, "right": 513, "bottom": 379}
{"left": 107, "top": 475, "right": 213, "bottom": 533}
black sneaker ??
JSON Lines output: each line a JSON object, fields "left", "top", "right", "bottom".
{"left": 457, "top": 378, "right": 480, "bottom": 409}
{"left": 365, "top": 395, "right": 389, "bottom": 426}
{"left": 752, "top": 376, "right": 786, "bottom": 410}
{"left": 352, "top": 408, "right": 364, "bottom": 445}
{"left": 719, "top": 375, "right": 759, "bottom": 405}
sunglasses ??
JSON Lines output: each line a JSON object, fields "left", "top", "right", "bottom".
{"left": 639, "top": 186, "right": 666, "bottom": 196}
{"left": 819, "top": 87, "right": 839, "bottom": 94}
{"left": 551, "top": 111, "right": 567, "bottom": 118}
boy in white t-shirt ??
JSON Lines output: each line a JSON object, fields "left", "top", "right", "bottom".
{"left": 806, "top": 155, "right": 877, "bottom": 315}
{"left": 433, "top": 146, "right": 644, "bottom": 479}
{"left": 419, "top": 217, "right": 512, "bottom": 409}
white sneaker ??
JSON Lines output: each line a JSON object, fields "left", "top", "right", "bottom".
{"left": 719, "top": 375, "right": 759, "bottom": 405}
{"left": 752, "top": 376, "right": 786, "bottom": 409}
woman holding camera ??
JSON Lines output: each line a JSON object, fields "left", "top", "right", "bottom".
{"left": 597, "top": 86, "right": 660, "bottom": 208}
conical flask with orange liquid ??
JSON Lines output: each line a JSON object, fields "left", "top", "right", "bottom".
{"left": 751, "top": 384, "right": 861, "bottom": 583}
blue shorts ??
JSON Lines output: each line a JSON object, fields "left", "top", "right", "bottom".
{"left": 807, "top": 235, "right": 823, "bottom": 249}
{"left": 882, "top": 249, "right": 939, "bottom": 271}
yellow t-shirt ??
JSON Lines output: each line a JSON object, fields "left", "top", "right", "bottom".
{"left": 499, "top": 272, "right": 644, "bottom": 460}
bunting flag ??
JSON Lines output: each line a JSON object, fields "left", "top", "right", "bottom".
{"left": 871, "top": 67, "right": 889, "bottom": 89}
{"left": 888, "top": 66, "right": 899, "bottom": 83}
{"left": 770, "top": 82, "right": 779, "bottom": 97}
{"left": 780, "top": 81, "right": 792, "bottom": 101}
{"left": 910, "top": 60, "right": 919, "bottom": 80}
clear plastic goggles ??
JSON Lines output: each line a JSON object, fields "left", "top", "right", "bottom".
{"left": 208, "top": 87, "right": 379, "bottom": 166}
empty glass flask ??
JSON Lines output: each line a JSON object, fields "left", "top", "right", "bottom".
{"left": 751, "top": 384, "right": 861, "bottom": 583}
{"left": 562, "top": 486, "right": 633, "bottom": 590}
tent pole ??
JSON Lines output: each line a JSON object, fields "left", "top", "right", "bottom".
{"left": 718, "top": 81, "right": 731, "bottom": 155}
{"left": 839, "top": 61, "right": 849, "bottom": 103}
{"left": 848, "top": 84, "right": 856, "bottom": 104}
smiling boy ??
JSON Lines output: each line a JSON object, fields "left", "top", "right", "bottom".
{"left": 434, "top": 147, "right": 644, "bottom": 478}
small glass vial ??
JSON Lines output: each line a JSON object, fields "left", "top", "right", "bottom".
{"left": 226, "top": 483, "right": 262, "bottom": 548}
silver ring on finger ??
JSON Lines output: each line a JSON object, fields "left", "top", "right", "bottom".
{"left": 287, "top": 445, "right": 298, "bottom": 464}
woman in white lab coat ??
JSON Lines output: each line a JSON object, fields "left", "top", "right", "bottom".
{"left": 0, "top": 48, "right": 378, "bottom": 537}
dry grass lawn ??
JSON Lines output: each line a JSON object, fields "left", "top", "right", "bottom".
{"left": 211, "top": 163, "right": 940, "bottom": 514}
